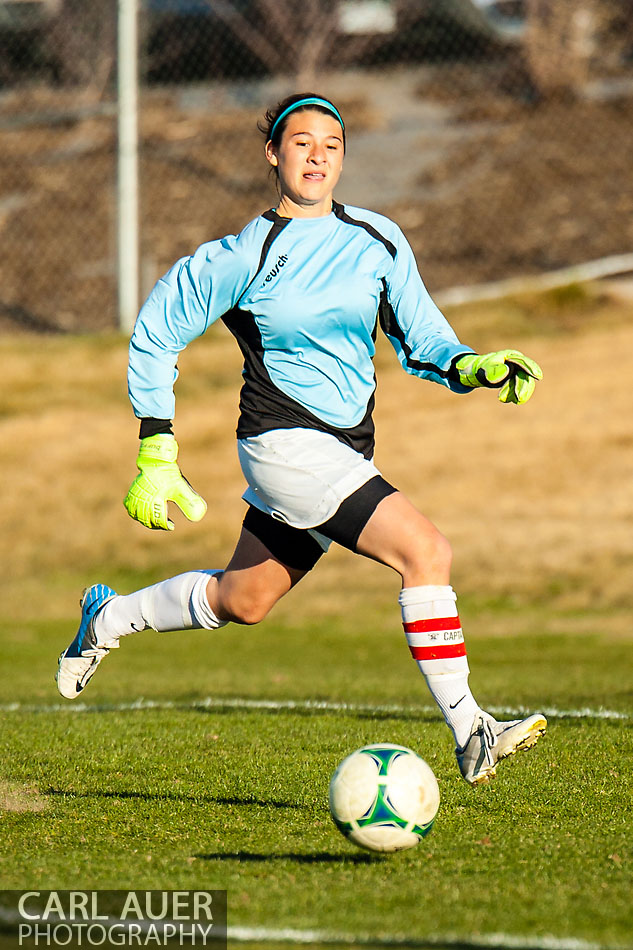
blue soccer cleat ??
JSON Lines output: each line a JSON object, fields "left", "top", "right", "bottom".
{"left": 56, "top": 584, "right": 118, "bottom": 699}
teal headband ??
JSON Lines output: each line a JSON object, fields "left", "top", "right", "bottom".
{"left": 269, "top": 97, "right": 345, "bottom": 142}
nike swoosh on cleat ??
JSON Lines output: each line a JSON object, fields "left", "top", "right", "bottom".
{"left": 76, "top": 664, "right": 96, "bottom": 692}
{"left": 449, "top": 695, "right": 467, "bottom": 709}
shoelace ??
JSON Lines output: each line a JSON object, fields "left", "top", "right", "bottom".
{"left": 82, "top": 638, "right": 120, "bottom": 657}
{"left": 481, "top": 716, "right": 499, "bottom": 752}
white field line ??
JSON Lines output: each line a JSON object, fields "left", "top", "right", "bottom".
{"left": 0, "top": 696, "right": 629, "bottom": 721}
{"left": 0, "top": 910, "right": 628, "bottom": 950}
{"left": 227, "top": 925, "right": 632, "bottom": 950}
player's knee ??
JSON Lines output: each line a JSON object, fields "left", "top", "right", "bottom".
{"left": 405, "top": 526, "right": 452, "bottom": 578}
{"left": 433, "top": 531, "right": 453, "bottom": 571}
{"left": 219, "top": 591, "right": 272, "bottom": 626}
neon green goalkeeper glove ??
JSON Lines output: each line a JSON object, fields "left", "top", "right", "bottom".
{"left": 124, "top": 434, "right": 207, "bottom": 531}
{"left": 455, "top": 349, "right": 543, "bottom": 404}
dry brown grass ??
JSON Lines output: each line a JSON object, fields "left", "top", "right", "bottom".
{"left": 0, "top": 779, "right": 48, "bottom": 813}
{"left": 1, "top": 287, "right": 631, "bottom": 631}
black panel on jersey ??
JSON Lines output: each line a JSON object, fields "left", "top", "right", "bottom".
{"left": 317, "top": 475, "right": 397, "bottom": 552}
{"left": 221, "top": 305, "right": 376, "bottom": 459}
{"left": 332, "top": 201, "right": 397, "bottom": 259}
{"left": 254, "top": 212, "right": 292, "bottom": 280}
{"left": 235, "top": 213, "right": 292, "bottom": 307}
{"left": 267, "top": 202, "right": 397, "bottom": 260}
{"left": 378, "top": 280, "right": 465, "bottom": 380}
{"left": 242, "top": 505, "right": 324, "bottom": 572}
{"left": 330, "top": 205, "right": 471, "bottom": 382}
{"left": 220, "top": 204, "right": 407, "bottom": 459}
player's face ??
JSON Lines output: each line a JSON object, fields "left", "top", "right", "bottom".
{"left": 266, "top": 110, "right": 344, "bottom": 217}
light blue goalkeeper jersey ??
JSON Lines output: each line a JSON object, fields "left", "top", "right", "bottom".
{"left": 128, "top": 201, "right": 473, "bottom": 458}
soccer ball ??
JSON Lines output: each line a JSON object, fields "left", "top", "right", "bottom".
{"left": 328, "top": 743, "right": 440, "bottom": 853}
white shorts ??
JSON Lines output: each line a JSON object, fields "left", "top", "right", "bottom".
{"left": 238, "top": 428, "right": 380, "bottom": 549}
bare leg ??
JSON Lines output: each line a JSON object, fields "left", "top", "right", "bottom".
{"left": 206, "top": 527, "right": 310, "bottom": 625}
{"left": 355, "top": 490, "right": 480, "bottom": 750}
{"left": 58, "top": 523, "right": 311, "bottom": 701}
{"left": 356, "top": 491, "right": 452, "bottom": 586}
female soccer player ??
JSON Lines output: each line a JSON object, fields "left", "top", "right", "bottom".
{"left": 57, "top": 94, "right": 546, "bottom": 786}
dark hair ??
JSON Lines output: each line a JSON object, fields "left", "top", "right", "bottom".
{"left": 258, "top": 92, "right": 346, "bottom": 152}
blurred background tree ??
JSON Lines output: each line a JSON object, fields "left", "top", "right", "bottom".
{"left": 46, "top": 0, "right": 117, "bottom": 98}
{"left": 1, "top": 0, "right": 632, "bottom": 332}
{"left": 523, "top": 0, "right": 633, "bottom": 98}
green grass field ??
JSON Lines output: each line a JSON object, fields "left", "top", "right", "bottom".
{"left": 1, "top": 288, "right": 632, "bottom": 948}
{"left": 1, "top": 616, "right": 632, "bottom": 946}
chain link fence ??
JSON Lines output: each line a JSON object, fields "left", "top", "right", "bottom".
{"left": 1, "top": 0, "right": 632, "bottom": 332}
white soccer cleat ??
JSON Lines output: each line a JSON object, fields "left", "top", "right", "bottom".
{"left": 456, "top": 712, "right": 547, "bottom": 786}
{"left": 56, "top": 584, "right": 119, "bottom": 700}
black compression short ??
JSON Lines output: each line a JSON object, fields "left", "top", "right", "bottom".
{"left": 242, "top": 475, "right": 397, "bottom": 572}
{"left": 318, "top": 475, "right": 397, "bottom": 551}
{"left": 242, "top": 506, "right": 325, "bottom": 571}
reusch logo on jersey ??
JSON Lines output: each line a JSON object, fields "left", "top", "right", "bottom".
{"left": 261, "top": 254, "right": 288, "bottom": 287}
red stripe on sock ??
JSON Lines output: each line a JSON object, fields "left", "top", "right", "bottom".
{"left": 408, "top": 643, "right": 467, "bottom": 661}
{"left": 403, "top": 616, "right": 461, "bottom": 634}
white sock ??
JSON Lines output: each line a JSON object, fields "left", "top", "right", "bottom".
{"left": 424, "top": 670, "right": 480, "bottom": 750}
{"left": 399, "top": 584, "right": 480, "bottom": 749}
{"left": 93, "top": 570, "right": 227, "bottom": 644}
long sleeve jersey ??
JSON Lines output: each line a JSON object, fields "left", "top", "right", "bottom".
{"left": 128, "top": 201, "right": 473, "bottom": 459}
